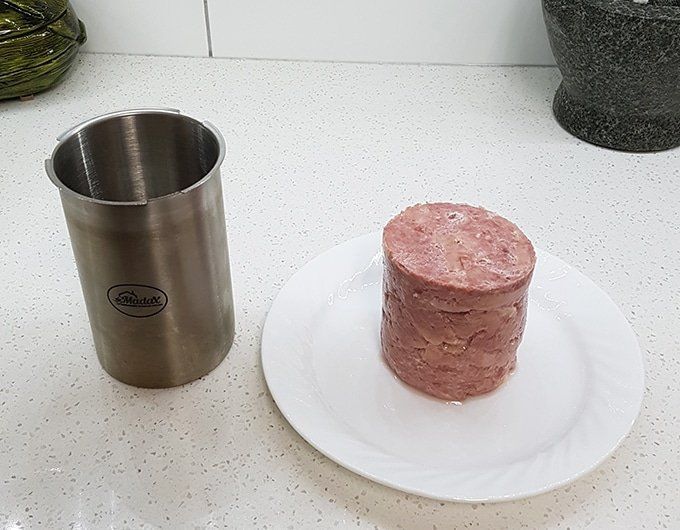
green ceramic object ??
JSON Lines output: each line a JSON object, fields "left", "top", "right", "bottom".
{"left": 0, "top": 0, "right": 86, "bottom": 100}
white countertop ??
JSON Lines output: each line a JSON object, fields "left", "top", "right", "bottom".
{"left": 1, "top": 53, "right": 678, "bottom": 529}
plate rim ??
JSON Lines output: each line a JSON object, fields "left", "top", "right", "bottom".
{"left": 261, "top": 232, "right": 645, "bottom": 503}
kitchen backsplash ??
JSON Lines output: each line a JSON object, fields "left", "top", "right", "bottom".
{"left": 71, "top": 0, "right": 555, "bottom": 65}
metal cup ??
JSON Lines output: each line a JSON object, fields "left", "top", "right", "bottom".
{"left": 46, "top": 108, "right": 235, "bottom": 388}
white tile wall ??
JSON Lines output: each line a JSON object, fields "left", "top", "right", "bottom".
{"left": 71, "top": 0, "right": 209, "bottom": 57}
{"left": 68, "top": 0, "right": 555, "bottom": 65}
{"left": 207, "top": 0, "right": 555, "bottom": 65}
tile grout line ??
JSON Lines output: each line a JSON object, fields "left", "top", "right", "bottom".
{"left": 203, "top": 0, "right": 214, "bottom": 57}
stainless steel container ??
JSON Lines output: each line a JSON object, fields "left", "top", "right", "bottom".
{"left": 46, "top": 109, "right": 235, "bottom": 388}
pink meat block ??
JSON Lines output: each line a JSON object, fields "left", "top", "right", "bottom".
{"left": 381, "top": 203, "right": 536, "bottom": 401}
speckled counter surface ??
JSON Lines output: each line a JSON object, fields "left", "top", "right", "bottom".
{"left": 0, "top": 54, "right": 678, "bottom": 529}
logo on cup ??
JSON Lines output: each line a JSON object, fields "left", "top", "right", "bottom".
{"left": 107, "top": 284, "right": 168, "bottom": 318}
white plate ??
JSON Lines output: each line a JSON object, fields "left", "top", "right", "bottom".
{"left": 261, "top": 232, "right": 644, "bottom": 502}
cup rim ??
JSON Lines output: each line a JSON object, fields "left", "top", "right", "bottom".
{"left": 45, "top": 108, "right": 227, "bottom": 207}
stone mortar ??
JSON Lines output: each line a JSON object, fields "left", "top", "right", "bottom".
{"left": 543, "top": 0, "right": 680, "bottom": 152}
